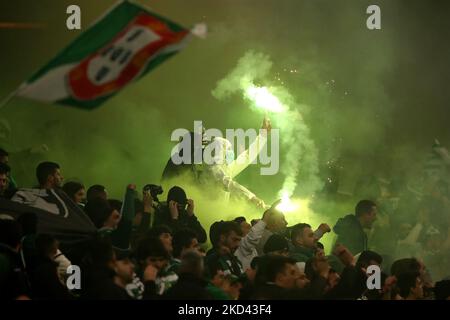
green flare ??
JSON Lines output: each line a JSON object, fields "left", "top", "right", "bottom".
{"left": 244, "top": 85, "right": 285, "bottom": 113}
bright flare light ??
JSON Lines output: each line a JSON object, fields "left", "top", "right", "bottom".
{"left": 275, "top": 193, "right": 313, "bottom": 226}
{"left": 244, "top": 85, "right": 285, "bottom": 113}
{"left": 276, "top": 192, "right": 300, "bottom": 213}
{"left": 274, "top": 193, "right": 333, "bottom": 251}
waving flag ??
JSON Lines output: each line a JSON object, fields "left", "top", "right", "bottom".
{"left": 17, "top": 1, "right": 192, "bottom": 109}
{"left": 1, "top": 188, "right": 96, "bottom": 244}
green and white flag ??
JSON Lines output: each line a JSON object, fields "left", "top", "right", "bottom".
{"left": 17, "top": 1, "right": 193, "bottom": 109}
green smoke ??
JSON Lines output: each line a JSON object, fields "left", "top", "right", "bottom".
{"left": 212, "top": 51, "right": 322, "bottom": 199}
{"left": 1, "top": 0, "right": 450, "bottom": 266}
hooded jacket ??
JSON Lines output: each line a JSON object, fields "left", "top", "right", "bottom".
{"left": 333, "top": 214, "right": 367, "bottom": 255}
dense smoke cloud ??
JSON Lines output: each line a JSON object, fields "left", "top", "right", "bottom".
{"left": 1, "top": 0, "right": 449, "bottom": 198}
{"left": 212, "top": 51, "right": 322, "bottom": 198}
{"left": 1, "top": 1, "right": 450, "bottom": 260}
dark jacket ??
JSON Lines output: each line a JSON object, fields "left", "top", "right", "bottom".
{"left": 154, "top": 204, "right": 207, "bottom": 243}
{"left": 205, "top": 248, "right": 244, "bottom": 278}
{"left": 0, "top": 244, "right": 30, "bottom": 300}
{"left": 163, "top": 273, "right": 212, "bottom": 300}
{"left": 28, "top": 256, "right": 73, "bottom": 300}
{"left": 289, "top": 245, "right": 315, "bottom": 263}
{"left": 81, "top": 267, "right": 132, "bottom": 300}
{"left": 81, "top": 266, "right": 157, "bottom": 300}
{"left": 325, "top": 266, "right": 367, "bottom": 300}
{"left": 250, "top": 283, "right": 289, "bottom": 299}
{"left": 333, "top": 214, "right": 367, "bottom": 255}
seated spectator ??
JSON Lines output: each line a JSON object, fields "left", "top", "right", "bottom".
{"left": 163, "top": 251, "right": 211, "bottom": 300}
{"left": 86, "top": 184, "right": 108, "bottom": 202}
{"left": 85, "top": 198, "right": 121, "bottom": 231}
{"left": 390, "top": 257, "right": 421, "bottom": 277}
{"left": 264, "top": 234, "right": 290, "bottom": 257}
{"left": 147, "top": 225, "right": 174, "bottom": 257}
{"left": 251, "top": 256, "right": 306, "bottom": 299}
{"left": 113, "top": 248, "right": 136, "bottom": 293}
{"left": 396, "top": 271, "right": 424, "bottom": 300}
{"left": 208, "top": 220, "right": 224, "bottom": 252}
{"left": 135, "top": 235, "right": 178, "bottom": 295}
{"left": 356, "top": 250, "right": 383, "bottom": 270}
{"left": 233, "top": 217, "right": 251, "bottom": 237}
{"left": 62, "top": 181, "right": 86, "bottom": 207}
{"left": 205, "top": 260, "right": 232, "bottom": 300}
{"left": 171, "top": 229, "right": 201, "bottom": 273}
{"left": 390, "top": 257, "right": 432, "bottom": 290}
{"left": 81, "top": 237, "right": 156, "bottom": 300}
{"left": 114, "top": 248, "right": 158, "bottom": 300}
{"left": 36, "top": 161, "right": 64, "bottom": 189}
{"left": 0, "top": 219, "right": 29, "bottom": 300}
{"left": 80, "top": 236, "right": 128, "bottom": 299}
{"left": 28, "top": 234, "right": 73, "bottom": 300}
{"left": 205, "top": 258, "right": 244, "bottom": 300}
{"left": 205, "top": 221, "right": 244, "bottom": 278}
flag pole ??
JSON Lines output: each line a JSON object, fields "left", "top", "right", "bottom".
{"left": 0, "top": 83, "right": 26, "bottom": 111}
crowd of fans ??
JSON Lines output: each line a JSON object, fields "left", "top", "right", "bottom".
{"left": 0, "top": 146, "right": 449, "bottom": 300}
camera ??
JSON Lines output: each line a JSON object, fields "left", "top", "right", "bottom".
{"left": 143, "top": 184, "right": 163, "bottom": 203}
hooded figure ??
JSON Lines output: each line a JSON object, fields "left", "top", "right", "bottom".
{"left": 162, "top": 118, "right": 270, "bottom": 208}
{"left": 153, "top": 186, "right": 207, "bottom": 243}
